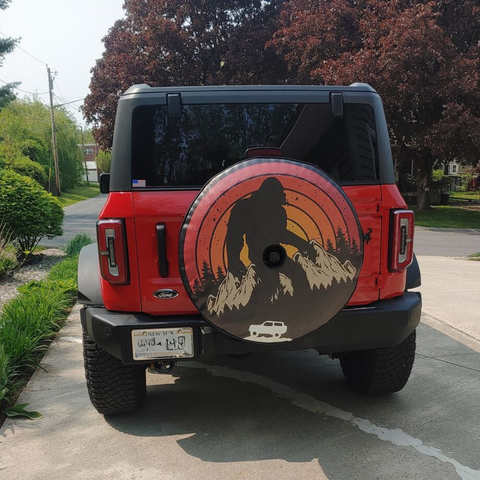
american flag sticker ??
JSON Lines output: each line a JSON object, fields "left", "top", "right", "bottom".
{"left": 132, "top": 179, "right": 146, "bottom": 187}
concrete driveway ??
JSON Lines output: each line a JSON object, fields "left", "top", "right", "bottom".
{"left": 1, "top": 304, "right": 479, "bottom": 480}
{"left": 2, "top": 197, "right": 480, "bottom": 479}
{"left": 1, "top": 253, "right": 480, "bottom": 479}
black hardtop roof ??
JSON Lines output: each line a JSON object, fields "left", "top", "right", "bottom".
{"left": 123, "top": 83, "right": 377, "bottom": 96}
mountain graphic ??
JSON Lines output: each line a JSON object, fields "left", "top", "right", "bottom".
{"left": 206, "top": 240, "right": 356, "bottom": 317}
{"left": 294, "top": 239, "right": 357, "bottom": 290}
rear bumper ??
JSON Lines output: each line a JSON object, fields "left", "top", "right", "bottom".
{"left": 80, "top": 292, "right": 421, "bottom": 364}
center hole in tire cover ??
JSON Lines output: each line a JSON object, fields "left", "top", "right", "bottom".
{"left": 263, "top": 244, "right": 287, "bottom": 269}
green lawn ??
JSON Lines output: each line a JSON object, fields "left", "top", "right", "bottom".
{"left": 449, "top": 191, "right": 480, "bottom": 202}
{"left": 58, "top": 185, "right": 100, "bottom": 207}
{"left": 413, "top": 206, "right": 480, "bottom": 229}
{"left": 467, "top": 252, "right": 480, "bottom": 261}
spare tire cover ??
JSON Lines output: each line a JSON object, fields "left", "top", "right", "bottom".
{"left": 179, "top": 158, "right": 363, "bottom": 343}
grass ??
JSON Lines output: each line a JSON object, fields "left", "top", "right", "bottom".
{"left": 65, "top": 233, "right": 94, "bottom": 256}
{"left": 413, "top": 206, "right": 480, "bottom": 229}
{"left": 58, "top": 185, "right": 100, "bottom": 207}
{"left": 0, "top": 234, "right": 94, "bottom": 418}
{"left": 449, "top": 191, "right": 480, "bottom": 202}
{"left": 467, "top": 252, "right": 480, "bottom": 261}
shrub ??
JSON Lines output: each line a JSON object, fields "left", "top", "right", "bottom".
{"left": 0, "top": 220, "right": 17, "bottom": 277}
{"left": 0, "top": 234, "right": 93, "bottom": 412}
{"left": 10, "top": 157, "right": 48, "bottom": 187}
{"left": 96, "top": 149, "right": 111, "bottom": 173}
{"left": 0, "top": 283, "right": 71, "bottom": 389}
{"left": 0, "top": 169, "right": 64, "bottom": 255}
{"left": 64, "top": 233, "right": 94, "bottom": 256}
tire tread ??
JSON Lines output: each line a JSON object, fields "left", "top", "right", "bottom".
{"left": 340, "top": 330, "right": 416, "bottom": 395}
{"left": 83, "top": 330, "right": 146, "bottom": 414}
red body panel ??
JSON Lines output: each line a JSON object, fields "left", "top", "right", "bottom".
{"left": 132, "top": 191, "right": 198, "bottom": 315}
{"left": 98, "top": 184, "right": 409, "bottom": 314}
{"left": 342, "top": 185, "right": 382, "bottom": 305}
{"left": 98, "top": 193, "right": 141, "bottom": 312}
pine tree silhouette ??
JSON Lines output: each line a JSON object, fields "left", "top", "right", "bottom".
{"left": 351, "top": 238, "right": 359, "bottom": 255}
{"left": 326, "top": 238, "right": 335, "bottom": 254}
{"left": 193, "top": 278, "right": 203, "bottom": 295}
{"left": 335, "top": 227, "right": 349, "bottom": 263}
{"left": 201, "top": 260, "right": 216, "bottom": 288}
{"left": 216, "top": 265, "right": 226, "bottom": 283}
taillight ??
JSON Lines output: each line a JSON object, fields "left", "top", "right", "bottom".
{"left": 97, "top": 219, "right": 130, "bottom": 284}
{"left": 389, "top": 210, "right": 414, "bottom": 271}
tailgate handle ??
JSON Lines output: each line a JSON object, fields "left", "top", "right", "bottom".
{"left": 156, "top": 224, "right": 169, "bottom": 277}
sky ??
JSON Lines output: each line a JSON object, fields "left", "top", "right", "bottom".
{"left": 0, "top": 0, "right": 125, "bottom": 127}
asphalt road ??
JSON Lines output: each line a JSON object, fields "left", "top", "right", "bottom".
{"left": 2, "top": 197, "right": 479, "bottom": 479}
{"left": 415, "top": 227, "right": 480, "bottom": 257}
{"left": 40, "top": 194, "right": 107, "bottom": 247}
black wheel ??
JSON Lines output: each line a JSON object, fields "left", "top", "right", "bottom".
{"left": 340, "top": 330, "right": 416, "bottom": 395}
{"left": 82, "top": 329, "right": 146, "bottom": 415}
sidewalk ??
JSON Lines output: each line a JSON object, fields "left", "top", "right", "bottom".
{"left": 414, "top": 255, "right": 480, "bottom": 342}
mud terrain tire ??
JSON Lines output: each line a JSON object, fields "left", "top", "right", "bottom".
{"left": 83, "top": 330, "right": 146, "bottom": 414}
{"left": 340, "top": 330, "right": 416, "bottom": 395}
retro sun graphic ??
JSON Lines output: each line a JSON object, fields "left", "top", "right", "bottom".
{"left": 179, "top": 159, "right": 363, "bottom": 343}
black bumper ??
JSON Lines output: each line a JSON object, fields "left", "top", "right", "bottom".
{"left": 80, "top": 292, "right": 421, "bottom": 365}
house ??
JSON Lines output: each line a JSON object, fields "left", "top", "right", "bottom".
{"left": 447, "top": 160, "right": 468, "bottom": 176}
{"left": 78, "top": 143, "right": 100, "bottom": 182}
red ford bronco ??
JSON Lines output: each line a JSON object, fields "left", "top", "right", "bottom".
{"left": 78, "top": 84, "right": 421, "bottom": 415}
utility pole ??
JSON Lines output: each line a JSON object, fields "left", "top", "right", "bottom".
{"left": 47, "top": 65, "right": 61, "bottom": 196}
{"left": 80, "top": 126, "right": 89, "bottom": 185}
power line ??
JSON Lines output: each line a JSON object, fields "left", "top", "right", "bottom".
{"left": 54, "top": 97, "right": 84, "bottom": 107}
{"left": 53, "top": 79, "right": 66, "bottom": 101}
{"left": 0, "top": 77, "right": 48, "bottom": 95}
{"left": 0, "top": 30, "right": 49, "bottom": 66}
{"left": 53, "top": 80, "right": 85, "bottom": 107}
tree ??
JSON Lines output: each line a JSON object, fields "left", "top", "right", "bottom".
{"left": 351, "top": 238, "right": 359, "bottom": 256}
{"left": 200, "top": 260, "right": 216, "bottom": 287}
{"left": 0, "top": 99, "right": 83, "bottom": 190}
{"left": 0, "top": 1, "right": 17, "bottom": 110}
{"left": 216, "top": 266, "right": 226, "bottom": 284}
{"left": 83, "top": 0, "right": 288, "bottom": 148}
{"left": 271, "top": 0, "right": 480, "bottom": 210}
{"left": 335, "top": 227, "right": 349, "bottom": 263}
{"left": 193, "top": 277, "right": 202, "bottom": 295}
{"left": 96, "top": 149, "right": 112, "bottom": 173}
{"left": 0, "top": 169, "right": 63, "bottom": 255}
{"left": 325, "top": 238, "right": 335, "bottom": 254}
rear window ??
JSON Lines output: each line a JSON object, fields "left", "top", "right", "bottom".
{"left": 132, "top": 103, "right": 379, "bottom": 188}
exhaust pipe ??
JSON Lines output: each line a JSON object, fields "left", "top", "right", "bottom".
{"left": 148, "top": 361, "right": 175, "bottom": 374}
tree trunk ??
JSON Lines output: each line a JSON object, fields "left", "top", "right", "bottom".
{"left": 417, "top": 155, "right": 434, "bottom": 211}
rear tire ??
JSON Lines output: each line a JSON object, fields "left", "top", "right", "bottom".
{"left": 340, "top": 330, "right": 416, "bottom": 395}
{"left": 83, "top": 329, "right": 146, "bottom": 415}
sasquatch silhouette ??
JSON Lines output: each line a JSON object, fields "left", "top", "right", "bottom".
{"left": 225, "top": 177, "right": 316, "bottom": 297}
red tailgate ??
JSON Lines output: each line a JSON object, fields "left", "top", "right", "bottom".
{"left": 133, "top": 191, "right": 198, "bottom": 315}
{"left": 343, "top": 185, "right": 382, "bottom": 305}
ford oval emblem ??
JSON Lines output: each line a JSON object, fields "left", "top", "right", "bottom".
{"left": 153, "top": 289, "right": 179, "bottom": 300}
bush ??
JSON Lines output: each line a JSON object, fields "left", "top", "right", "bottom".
{"left": 64, "top": 233, "right": 94, "bottom": 256}
{"left": 0, "top": 234, "right": 94, "bottom": 412}
{"left": 0, "top": 169, "right": 64, "bottom": 255}
{"left": 10, "top": 157, "right": 48, "bottom": 187}
{"left": 0, "top": 220, "right": 17, "bottom": 277}
{"left": 96, "top": 149, "right": 111, "bottom": 173}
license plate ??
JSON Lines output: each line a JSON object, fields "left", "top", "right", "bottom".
{"left": 131, "top": 328, "right": 194, "bottom": 361}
